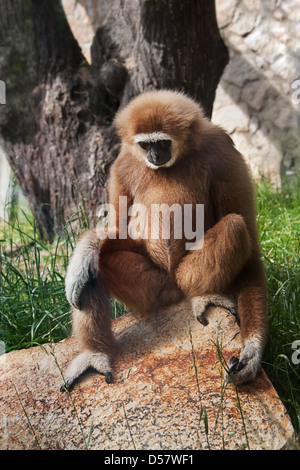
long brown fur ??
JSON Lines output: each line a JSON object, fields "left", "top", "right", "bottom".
{"left": 63, "top": 90, "right": 268, "bottom": 389}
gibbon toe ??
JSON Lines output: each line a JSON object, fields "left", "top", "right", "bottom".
{"left": 227, "top": 356, "right": 240, "bottom": 371}
{"left": 225, "top": 338, "right": 262, "bottom": 385}
{"left": 225, "top": 357, "right": 258, "bottom": 385}
{"left": 191, "top": 296, "right": 213, "bottom": 326}
{"left": 60, "top": 350, "right": 113, "bottom": 392}
{"left": 191, "top": 294, "right": 238, "bottom": 327}
{"left": 197, "top": 312, "right": 209, "bottom": 326}
{"left": 104, "top": 371, "right": 114, "bottom": 384}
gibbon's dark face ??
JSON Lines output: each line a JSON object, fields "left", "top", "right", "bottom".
{"left": 138, "top": 139, "right": 172, "bottom": 167}
{"left": 133, "top": 132, "right": 175, "bottom": 169}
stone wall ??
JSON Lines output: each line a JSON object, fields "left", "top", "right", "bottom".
{"left": 212, "top": 0, "right": 300, "bottom": 186}
{"left": 61, "top": 0, "right": 300, "bottom": 186}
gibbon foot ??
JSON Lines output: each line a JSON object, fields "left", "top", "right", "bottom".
{"left": 60, "top": 350, "right": 113, "bottom": 392}
{"left": 225, "top": 336, "right": 262, "bottom": 385}
{"left": 191, "top": 294, "right": 238, "bottom": 327}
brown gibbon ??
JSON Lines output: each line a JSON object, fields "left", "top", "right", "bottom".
{"left": 62, "top": 89, "right": 268, "bottom": 391}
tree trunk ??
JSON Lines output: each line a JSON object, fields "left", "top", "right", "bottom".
{"left": 123, "top": 0, "right": 228, "bottom": 117}
{"left": 0, "top": 0, "right": 228, "bottom": 241}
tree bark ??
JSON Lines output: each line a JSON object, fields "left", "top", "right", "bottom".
{"left": 123, "top": 0, "right": 228, "bottom": 117}
{"left": 0, "top": 0, "right": 228, "bottom": 241}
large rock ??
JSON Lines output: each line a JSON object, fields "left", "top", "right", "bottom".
{"left": 0, "top": 303, "right": 295, "bottom": 450}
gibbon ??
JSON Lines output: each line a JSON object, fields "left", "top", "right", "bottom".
{"left": 62, "top": 89, "right": 268, "bottom": 391}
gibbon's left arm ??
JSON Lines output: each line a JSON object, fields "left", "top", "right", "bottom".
{"left": 176, "top": 131, "right": 268, "bottom": 384}
{"left": 209, "top": 137, "right": 268, "bottom": 384}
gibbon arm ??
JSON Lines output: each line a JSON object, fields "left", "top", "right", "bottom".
{"left": 176, "top": 150, "right": 268, "bottom": 384}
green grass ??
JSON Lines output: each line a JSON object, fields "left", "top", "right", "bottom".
{"left": 0, "top": 209, "right": 74, "bottom": 350}
{"left": 256, "top": 177, "right": 300, "bottom": 433}
{"left": 0, "top": 204, "right": 126, "bottom": 351}
{"left": 0, "top": 178, "right": 299, "bottom": 435}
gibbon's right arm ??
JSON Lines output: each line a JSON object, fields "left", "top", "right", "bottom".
{"left": 65, "top": 161, "right": 131, "bottom": 311}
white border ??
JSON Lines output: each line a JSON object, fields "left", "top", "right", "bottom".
{"left": 134, "top": 132, "right": 172, "bottom": 143}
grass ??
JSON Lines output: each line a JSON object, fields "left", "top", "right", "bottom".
{"left": 0, "top": 203, "right": 126, "bottom": 352}
{"left": 0, "top": 208, "right": 74, "bottom": 350}
{"left": 256, "top": 177, "right": 300, "bottom": 433}
{"left": 0, "top": 177, "right": 299, "bottom": 436}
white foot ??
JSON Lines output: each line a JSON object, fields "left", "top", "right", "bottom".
{"left": 191, "top": 294, "right": 238, "bottom": 326}
{"left": 225, "top": 335, "right": 263, "bottom": 385}
{"left": 60, "top": 350, "right": 113, "bottom": 392}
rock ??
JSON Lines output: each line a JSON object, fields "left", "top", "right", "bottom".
{"left": 0, "top": 303, "right": 295, "bottom": 450}
{"left": 243, "top": 29, "right": 268, "bottom": 52}
{"left": 231, "top": 127, "right": 282, "bottom": 186}
{"left": 270, "top": 54, "right": 300, "bottom": 83}
{"left": 241, "top": 79, "right": 268, "bottom": 111}
{"left": 222, "top": 55, "right": 259, "bottom": 88}
{"left": 213, "top": 103, "right": 249, "bottom": 133}
{"left": 215, "top": 0, "right": 238, "bottom": 29}
{"left": 229, "top": 10, "right": 257, "bottom": 37}
{"left": 260, "top": 39, "right": 287, "bottom": 65}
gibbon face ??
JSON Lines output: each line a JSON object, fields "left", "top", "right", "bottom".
{"left": 114, "top": 89, "right": 205, "bottom": 169}
{"left": 134, "top": 133, "right": 173, "bottom": 169}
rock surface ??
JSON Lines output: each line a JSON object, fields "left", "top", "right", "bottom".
{"left": 0, "top": 303, "right": 295, "bottom": 450}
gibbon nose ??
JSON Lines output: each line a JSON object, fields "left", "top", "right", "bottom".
{"left": 147, "top": 149, "right": 171, "bottom": 166}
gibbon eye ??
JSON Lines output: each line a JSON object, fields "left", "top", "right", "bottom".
{"left": 156, "top": 139, "right": 172, "bottom": 150}
{"left": 138, "top": 141, "right": 150, "bottom": 151}
{"left": 138, "top": 140, "right": 171, "bottom": 151}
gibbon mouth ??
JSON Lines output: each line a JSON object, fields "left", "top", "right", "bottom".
{"left": 147, "top": 151, "right": 172, "bottom": 166}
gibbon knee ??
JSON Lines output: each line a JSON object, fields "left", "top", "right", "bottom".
{"left": 100, "top": 249, "right": 183, "bottom": 316}
{"left": 175, "top": 214, "right": 252, "bottom": 297}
